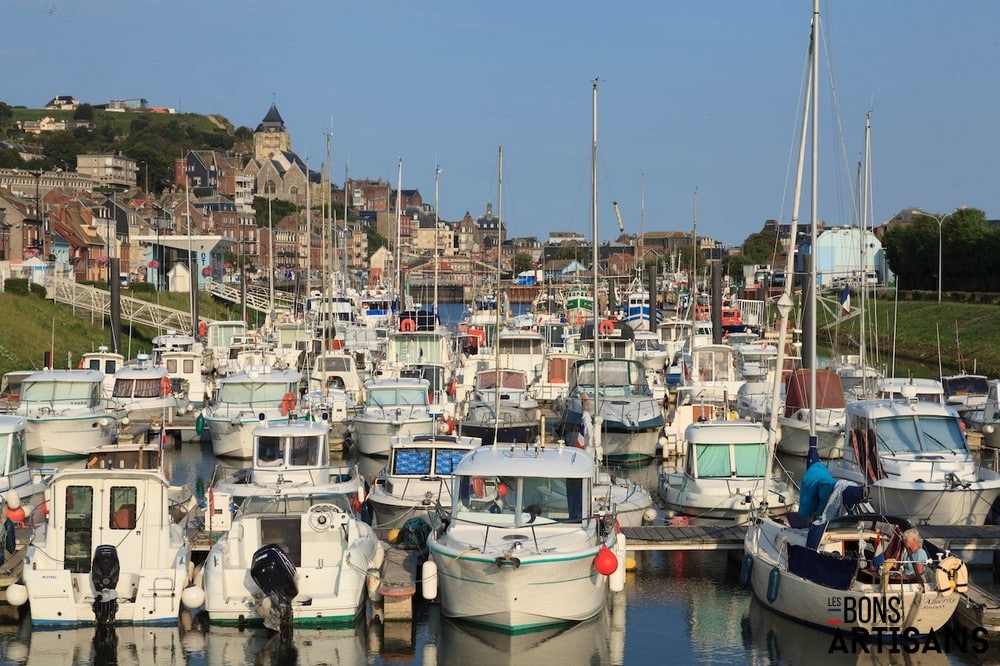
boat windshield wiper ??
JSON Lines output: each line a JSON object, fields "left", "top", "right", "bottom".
{"left": 920, "top": 430, "right": 957, "bottom": 455}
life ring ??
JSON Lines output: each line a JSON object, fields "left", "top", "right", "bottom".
{"left": 438, "top": 415, "right": 455, "bottom": 435}
{"left": 447, "top": 378, "right": 458, "bottom": 397}
{"left": 599, "top": 320, "right": 615, "bottom": 335}
{"left": 472, "top": 477, "right": 486, "bottom": 498}
{"left": 198, "top": 320, "right": 207, "bottom": 337}
{"left": 78, "top": 358, "right": 84, "bottom": 369}
{"left": 5, "top": 506, "right": 26, "bottom": 525}
{"left": 281, "top": 392, "right": 297, "bottom": 416}
{"left": 400, "top": 318, "right": 416, "bottom": 332}
{"left": 160, "top": 376, "right": 172, "bottom": 395}
{"left": 935, "top": 556, "right": 969, "bottom": 596}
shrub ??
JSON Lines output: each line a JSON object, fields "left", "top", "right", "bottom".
{"left": 128, "top": 282, "right": 156, "bottom": 295}
{"left": 29, "top": 282, "right": 47, "bottom": 298}
{"left": 3, "top": 278, "right": 29, "bottom": 295}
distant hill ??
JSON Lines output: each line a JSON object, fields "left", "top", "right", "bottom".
{"left": 0, "top": 102, "right": 251, "bottom": 193}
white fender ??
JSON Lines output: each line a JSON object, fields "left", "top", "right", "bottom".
{"left": 422, "top": 560, "right": 439, "bottom": 600}
{"left": 610, "top": 534, "right": 627, "bottom": 593}
{"left": 5, "top": 583, "right": 27, "bottom": 607}
{"left": 181, "top": 585, "right": 206, "bottom": 610}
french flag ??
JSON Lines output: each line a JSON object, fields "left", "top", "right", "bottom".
{"left": 871, "top": 534, "right": 886, "bottom": 571}
{"left": 840, "top": 284, "right": 851, "bottom": 314}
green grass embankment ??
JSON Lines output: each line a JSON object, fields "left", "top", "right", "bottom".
{"left": 817, "top": 297, "right": 1000, "bottom": 379}
{"left": 0, "top": 289, "right": 241, "bottom": 378}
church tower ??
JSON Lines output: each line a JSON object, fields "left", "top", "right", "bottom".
{"left": 254, "top": 102, "right": 290, "bottom": 161}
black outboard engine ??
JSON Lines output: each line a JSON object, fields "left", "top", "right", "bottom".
{"left": 91, "top": 545, "right": 121, "bottom": 628}
{"left": 250, "top": 544, "right": 298, "bottom": 634}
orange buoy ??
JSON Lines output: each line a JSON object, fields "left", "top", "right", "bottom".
{"left": 400, "top": 318, "right": 416, "bottom": 332}
{"left": 198, "top": 320, "right": 207, "bottom": 338}
{"left": 160, "top": 376, "right": 172, "bottom": 395}
{"left": 594, "top": 545, "right": 618, "bottom": 576}
{"left": 599, "top": 320, "right": 615, "bottom": 335}
{"left": 281, "top": 391, "right": 297, "bottom": 415}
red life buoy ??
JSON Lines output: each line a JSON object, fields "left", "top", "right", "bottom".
{"left": 599, "top": 320, "right": 615, "bottom": 335}
{"left": 472, "top": 477, "right": 486, "bottom": 498}
{"left": 6, "top": 506, "right": 26, "bottom": 525}
{"left": 281, "top": 392, "right": 297, "bottom": 416}
{"left": 160, "top": 376, "right": 172, "bottom": 395}
{"left": 78, "top": 358, "right": 84, "bottom": 369}
{"left": 438, "top": 415, "right": 455, "bottom": 435}
{"left": 401, "top": 318, "right": 416, "bottom": 332}
{"left": 447, "top": 378, "right": 458, "bottom": 397}
{"left": 198, "top": 320, "right": 207, "bottom": 337}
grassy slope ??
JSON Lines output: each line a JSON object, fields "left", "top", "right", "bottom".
{"left": 816, "top": 294, "right": 1000, "bottom": 378}
{"left": 0, "top": 289, "right": 241, "bottom": 377}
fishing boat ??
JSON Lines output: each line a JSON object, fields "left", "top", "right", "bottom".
{"left": 458, "top": 368, "right": 541, "bottom": 447}
{"left": 830, "top": 395, "right": 1000, "bottom": 526}
{"left": 963, "top": 378, "right": 1000, "bottom": 449}
{"left": 563, "top": 282, "right": 594, "bottom": 328}
{"left": 194, "top": 489, "right": 380, "bottom": 631}
{"left": 366, "top": 433, "right": 481, "bottom": 529}
{"left": 659, "top": 419, "right": 795, "bottom": 525}
{"left": 0, "top": 415, "right": 44, "bottom": 504}
{"left": 210, "top": 418, "right": 364, "bottom": 509}
{"left": 633, "top": 330, "right": 670, "bottom": 372}
{"left": 17, "top": 369, "right": 120, "bottom": 461}
{"left": 940, "top": 372, "right": 989, "bottom": 416}
{"left": 423, "top": 440, "right": 624, "bottom": 632}
{"left": 557, "top": 355, "right": 664, "bottom": 464}
{"left": 202, "top": 367, "right": 301, "bottom": 459}
{"left": 7, "top": 442, "right": 199, "bottom": 626}
{"left": 109, "top": 356, "right": 190, "bottom": 422}
{"left": 79, "top": 346, "right": 125, "bottom": 398}
{"left": 350, "top": 377, "right": 437, "bottom": 457}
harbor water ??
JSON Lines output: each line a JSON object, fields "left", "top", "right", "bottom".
{"left": 0, "top": 440, "right": 996, "bottom": 665}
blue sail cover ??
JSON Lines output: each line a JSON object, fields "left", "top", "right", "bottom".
{"left": 797, "top": 462, "right": 836, "bottom": 522}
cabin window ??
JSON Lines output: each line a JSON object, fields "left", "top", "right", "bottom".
{"left": 288, "top": 436, "right": 316, "bottom": 466}
{"left": 166, "top": 359, "right": 178, "bottom": 374}
{"left": 257, "top": 436, "right": 284, "bottom": 466}
{"left": 733, "top": 443, "right": 768, "bottom": 477}
{"left": 9, "top": 429, "right": 26, "bottom": 470}
{"left": 110, "top": 487, "right": 137, "bottom": 530}
{"left": 64, "top": 485, "right": 94, "bottom": 573}
{"left": 435, "top": 450, "right": 466, "bottom": 475}
{"left": 694, "top": 444, "right": 732, "bottom": 478}
{"left": 183, "top": 359, "right": 195, "bottom": 374}
{"left": 394, "top": 449, "right": 432, "bottom": 475}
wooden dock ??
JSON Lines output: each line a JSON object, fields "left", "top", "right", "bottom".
{"left": 621, "top": 524, "right": 1000, "bottom": 554}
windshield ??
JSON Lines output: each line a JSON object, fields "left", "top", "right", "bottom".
{"left": 873, "top": 415, "right": 968, "bottom": 454}
{"left": 218, "top": 380, "right": 296, "bottom": 404}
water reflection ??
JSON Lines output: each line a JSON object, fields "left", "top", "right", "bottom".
{"left": 426, "top": 595, "right": 623, "bottom": 666}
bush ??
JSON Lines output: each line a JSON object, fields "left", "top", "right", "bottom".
{"left": 29, "top": 282, "right": 47, "bottom": 298}
{"left": 3, "top": 278, "right": 29, "bottom": 295}
{"left": 128, "top": 282, "right": 156, "bottom": 295}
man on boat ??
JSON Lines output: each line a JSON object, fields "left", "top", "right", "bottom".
{"left": 901, "top": 528, "right": 928, "bottom": 577}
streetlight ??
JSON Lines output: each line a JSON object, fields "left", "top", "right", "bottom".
{"left": 912, "top": 207, "right": 963, "bottom": 303}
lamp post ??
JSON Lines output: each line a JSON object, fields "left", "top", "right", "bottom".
{"left": 913, "top": 208, "right": 964, "bottom": 303}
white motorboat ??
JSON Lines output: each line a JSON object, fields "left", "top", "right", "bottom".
{"left": 202, "top": 367, "right": 301, "bottom": 459}
{"left": 367, "top": 433, "right": 481, "bottom": 529}
{"left": 109, "top": 356, "right": 190, "bottom": 422}
{"left": 194, "top": 489, "right": 380, "bottom": 631}
{"left": 829, "top": 395, "right": 1000, "bottom": 526}
{"left": 17, "top": 369, "right": 120, "bottom": 461}
{"left": 350, "top": 377, "right": 437, "bottom": 457}
{"left": 0, "top": 415, "right": 45, "bottom": 506}
{"left": 458, "top": 368, "right": 541, "bottom": 447}
{"left": 424, "top": 441, "right": 624, "bottom": 633}
{"left": 659, "top": 419, "right": 795, "bottom": 525}
{"left": 8, "top": 442, "right": 198, "bottom": 626}
{"left": 210, "top": 418, "right": 364, "bottom": 511}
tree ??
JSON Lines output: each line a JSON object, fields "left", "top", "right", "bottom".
{"left": 0, "top": 102, "right": 13, "bottom": 138}
{"left": 73, "top": 103, "right": 94, "bottom": 121}
{"left": 366, "top": 227, "right": 387, "bottom": 255}
{"left": 512, "top": 252, "right": 534, "bottom": 275}
{"left": 253, "top": 197, "right": 299, "bottom": 227}
{"left": 741, "top": 231, "right": 778, "bottom": 265}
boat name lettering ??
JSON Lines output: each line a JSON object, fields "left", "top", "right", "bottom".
{"left": 838, "top": 595, "right": 903, "bottom": 625}
{"left": 828, "top": 625, "right": 989, "bottom": 655}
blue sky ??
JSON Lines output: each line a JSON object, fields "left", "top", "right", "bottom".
{"left": 5, "top": 1, "right": 999, "bottom": 246}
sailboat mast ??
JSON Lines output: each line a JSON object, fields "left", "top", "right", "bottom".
{"left": 807, "top": 0, "right": 820, "bottom": 440}
{"left": 394, "top": 158, "right": 403, "bottom": 320}
{"left": 591, "top": 79, "right": 602, "bottom": 454}
{"left": 860, "top": 109, "right": 871, "bottom": 394}
{"left": 761, "top": 0, "right": 817, "bottom": 507}
{"left": 494, "top": 147, "right": 503, "bottom": 443}
{"left": 343, "top": 163, "right": 349, "bottom": 294}
{"left": 434, "top": 164, "right": 441, "bottom": 318}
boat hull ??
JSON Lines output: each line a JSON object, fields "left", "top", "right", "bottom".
{"left": 427, "top": 544, "right": 607, "bottom": 633}
{"left": 352, "top": 417, "right": 434, "bottom": 457}
{"left": 207, "top": 416, "right": 290, "bottom": 459}
{"left": 25, "top": 415, "right": 116, "bottom": 461}
{"left": 776, "top": 414, "right": 844, "bottom": 459}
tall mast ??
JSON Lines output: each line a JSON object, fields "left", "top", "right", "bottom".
{"left": 494, "top": 147, "right": 503, "bottom": 444}
{"left": 343, "top": 163, "right": 349, "bottom": 294}
{"left": 434, "top": 163, "right": 442, "bottom": 318}
{"left": 591, "top": 78, "right": 602, "bottom": 456}
{"left": 807, "top": 0, "right": 820, "bottom": 441}
{"left": 394, "top": 158, "right": 403, "bottom": 319}
{"left": 859, "top": 109, "right": 871, "bottom": 393}
{"left": 305, "top": 158, "right": 311, "bottom": 298}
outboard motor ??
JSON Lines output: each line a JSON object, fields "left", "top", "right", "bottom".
{"left": 91, "top": 545, "right": 121, "bottom": 628}
{"left": 250, "top": 544, "right": 298, "bottom": 634}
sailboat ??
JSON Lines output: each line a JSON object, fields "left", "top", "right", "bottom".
{"left": 743, "top": 0, "right": 966, "bottom": 637}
